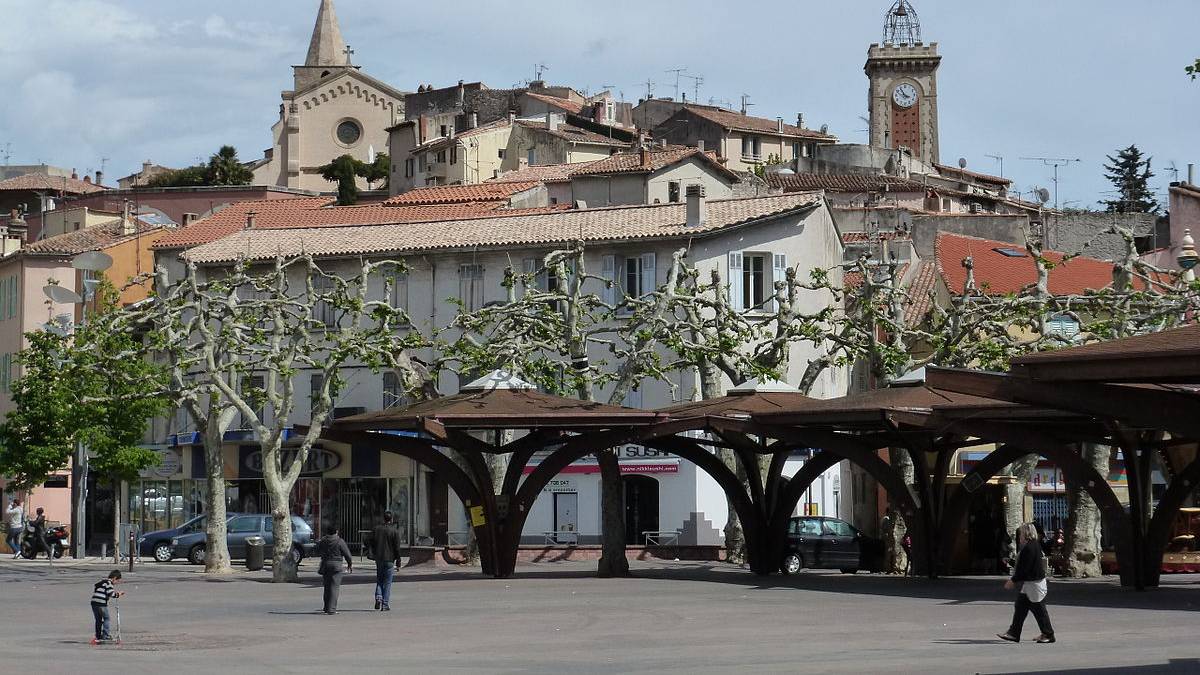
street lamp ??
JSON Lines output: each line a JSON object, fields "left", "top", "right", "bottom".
{"left": 1177, "top": 229, "right": 1198, "bottom": 283}
{"left": 43, "top": 249, "right": 113, "bottom": 559}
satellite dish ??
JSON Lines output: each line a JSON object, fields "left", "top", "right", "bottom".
{"left": 43, "top": 284, "right": 82, "bottom": 304}
{"left": 72, "top": 250, "right": 113, "bottom": 272}
{"left": 1035, "top": 188, "right": 1051, "bottom": 204}
{"left": 958, "top": 157, "right": 967, "bottom": 169}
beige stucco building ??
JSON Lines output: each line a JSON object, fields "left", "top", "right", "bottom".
{"left": 251, "top": 0, "right": 407, "bottom": 192}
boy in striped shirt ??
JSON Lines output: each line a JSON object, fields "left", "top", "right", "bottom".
{"left": 90, "top": 570, "right": 124, "bottom": 642}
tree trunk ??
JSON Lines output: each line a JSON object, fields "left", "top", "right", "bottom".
{"left": 718, "top": 447, "right": 747, "bottom": 565}
{"left": 1003, "top": 454, "right": 1040, "bottom": 567}
{"left": 202, "top": 436, "right": 232, "bottom": 574}
{"left": 112, "top": 479, "right": 121, "bottom": 565}
{"left": 596, "top": 449, "right": 629, "bottom": 577}
{"left": 1065, "top": 443, "right": 1110, "bottom": 578}
{"left": 884, "top": 447, "right": 914, "bottom": 575}
{"left": 265, "top": 480, "right": 297, "bottom": 582}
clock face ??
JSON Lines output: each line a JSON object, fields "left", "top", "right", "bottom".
{"left": 892, "top": 83, "right": 918, "bottom": 109}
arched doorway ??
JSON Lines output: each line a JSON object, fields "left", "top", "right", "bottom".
{"left": 622, "top": 475, "right": 659, "bottom": 546}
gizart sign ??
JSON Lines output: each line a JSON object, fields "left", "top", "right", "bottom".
{"left": 243, "top": 448, "right": 342, "bottom": 477}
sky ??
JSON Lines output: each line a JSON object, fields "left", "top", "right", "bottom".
{"left": 1, "top": 0, "right": 1197, "bottom": 210}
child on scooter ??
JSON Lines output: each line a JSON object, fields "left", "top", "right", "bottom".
{"left": 90, "top": 570, "right": 124, "bottom": 643}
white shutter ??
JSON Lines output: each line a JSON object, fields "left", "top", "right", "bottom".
{"left": 640, "top": 252, "right": 656, "bottom": 296}
{"left": 772, "top": 253, "right": 787, "bottom": 311}
{"left": 601, "top": 255, "right": 616, "bottom": 305}
{"left": 728, "top": 251, "right": 744, "bottom": 311}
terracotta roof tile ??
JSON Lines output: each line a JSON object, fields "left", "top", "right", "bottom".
{"left": 516, "top": 120, "right": 630, "bottom": 147}
{"left": 382, "top": 182, "right": 541, "bottom": 206}
{"left": 682, "top": 105, "right": 837, "bottom": 141}
{"left": 522, "top": 91, "right": 586, "bottom": 115}
{"left": 152, "top": 197, "right": 523, "bottom": 250}
{"left": 903, "top": 260, "right": 939, "bottom": 326}
{"left": 489, "top": 164, "right": 579, "bottom": 183}
{"left": 0, "top": 173, "right": 107, "bottom": 194}
{"left": 935, "top": 231, "right": 1137, "bottom": 296}
{"left": 569, "top": 146, "right": 738, "bottom": 181}
{"left": 23, "top": 217, "right": 162, "bottom": 255}
{"left": 182, "top": 193, "right": 824, "bottom": 264}
{"left": 842, "top": 231, "right": 911, "bottom": 244}
{"left": 768, "top": 173, "right": 928, "bottom": 193}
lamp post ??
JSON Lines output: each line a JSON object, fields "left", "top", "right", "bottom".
{"left": 1177, "top": 229, "right": 1198, "bottom": 283}
{"left": 43, "top": 249, "right": 113, "bottom": 559}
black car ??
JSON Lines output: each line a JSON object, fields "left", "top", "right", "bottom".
{"left": 780, "top": 516, "right": 883, "bottom": 574}
{"left": 171, "top": 514, "right": 316, "bottom": 565}
{"left": 138, "top": 515, "right": 219, "bottom": 563}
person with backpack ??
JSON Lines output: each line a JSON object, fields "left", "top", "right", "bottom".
{"left": 997, "top": 522, "right": 1055, "bottom": 644}
{"left": 90, "top": 570, "right": 125, "bottom": 643}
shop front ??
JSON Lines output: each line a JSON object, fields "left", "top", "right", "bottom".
{"left": 126, "top": 437, "right": 419, "bottom": 552}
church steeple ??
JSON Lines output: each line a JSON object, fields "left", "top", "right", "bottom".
{"left": 305, "top": 0, "right": 349, "bottom": 67}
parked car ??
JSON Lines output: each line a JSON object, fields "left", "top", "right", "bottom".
{"left": 172, "top": 514, "right": 315, "bottom": 566}
{"left": 139, "top": 514, "right": 222, "bottom": 563}
{"left": 780, "top": 516, "right": 883, "bottom": 575}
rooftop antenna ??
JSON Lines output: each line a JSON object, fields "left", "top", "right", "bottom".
{"left": 984, "top": 153, "right": 1004, "bottom": 177}
{"left": 665, "top": 67, "right": 687, "bottom": 100}
{"left": 534, "top": 63, "right": 549, "bottom": 81}
{"left": 1166, "top": 161, "right": 1179, "bottom": 182}
{"left": 643, "top": 78, "right": 655, "bottom": 100}
{"left": 1018, "top": 156, "right": 1081, "bottom": 210}
{"left": 682, "top": 73, "right": 704, "bottom": 103}
{"left": 740, "top": 94, "right": 754, "bottom": 115}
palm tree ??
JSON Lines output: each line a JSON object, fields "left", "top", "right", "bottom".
{"left": 205, "top": 146, "right": 254, "bottom": 186}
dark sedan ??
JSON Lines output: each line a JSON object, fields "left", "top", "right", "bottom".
{"left": 138, "top": 515, "right": 213, "bottom": 563}
{"left": 780, "top": 516, "right": 883, "bottom": 574}
{"left": 172, "top": 514, "right": 316, "bottom": 565}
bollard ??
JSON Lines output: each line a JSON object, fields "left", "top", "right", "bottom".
{"left": 128, "top": 529, "right": 135, "bottom": 573}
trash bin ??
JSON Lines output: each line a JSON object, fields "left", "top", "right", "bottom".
{"left": 245, "top": 536, "right": 266, "bottom": 571}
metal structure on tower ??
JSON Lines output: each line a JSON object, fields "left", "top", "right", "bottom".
{"left": 882, "top": 0, "right": 922, "bottom": 46}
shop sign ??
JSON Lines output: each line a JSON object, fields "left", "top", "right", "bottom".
{"left": 542, "top": 479, "right": 576, "bottom": 493}
{"left": 244, "top": 448, "right": 341, "bottom": 476}
{"left": 153, "top": 450, "right": 182, "bottom": 478}
{"left": 523, "top": 445, "right": 680, "bottom": 475}
{"left": 1029, "top": 468, "right": 1064, "bottom": 490}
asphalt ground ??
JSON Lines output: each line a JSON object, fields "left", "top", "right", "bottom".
{"left": 0, "top": 556, "right": 1197, "bottom": 674}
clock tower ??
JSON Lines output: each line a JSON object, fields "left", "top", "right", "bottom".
{"left": 866, "top": 1, "right": 941, "bottom": 164}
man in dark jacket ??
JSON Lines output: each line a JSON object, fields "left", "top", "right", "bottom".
{"left": 316, "top": 525, "right": 353, "bottom": 615}
{"left": 998, "top": 522, "right": 1055, "bottom": 643}
{"left": 371, "top": 511, "right": 403, "bottom": 611}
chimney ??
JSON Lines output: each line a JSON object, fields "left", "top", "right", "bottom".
{"left": 456, "top": 79, "right": 465, "bottom": 107}
{"left": 777, "top": 117, "right": 784, "bottom": 133}
{"left": 659, "top": 139, "right": 667, "bottom": 149}
{"left": 7, "top": 209, "right": 27, "bottom": 242}
{"left": 121, "top": 200, "right": 135, "bottom": 236}
{"left": 1189, "top": 163, "right": 1195, "bottom": 185}
{"left": 640, "top": 147, "right": 650, "bottom": 167}
{"left": 468, "top": 112, "right": 478, "bottom": 129}
{"left": 685, "top": 184, "right": 706, "bottom": 228}
{"left": 797, "top": 113, "right": 804, "bottom": 129}
{"left": 697, "top": 139, "right": 705, "bottom": 152}
{"left": 418, "top": 116, "right": 428, "bottom": 143}
{"left": 71, "top": 168, "right": 78, "bottom": 179}
{"left": 245, "top": 211, "right": 257, "bottom": 230}
{"left": 508, "top": 110, "right": 516, "bottom": 124}
{"left": 83, "top": 175, "right": 92, "bottom": 184}
{"left": 593, "top": 100, "right": 606, "bottom": 124}
{"left": 546, "top": 112, "right": 559, "bottom": 132}
{"left": 94, "top": 170, "right": 103, "bottom": 186}
{"left": 143, "top": 160, "right": 153, "bottom": 174}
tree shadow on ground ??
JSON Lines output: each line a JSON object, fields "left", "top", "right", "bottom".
{"left": 999, "top": 659, "right": 1200, "bottom": 674}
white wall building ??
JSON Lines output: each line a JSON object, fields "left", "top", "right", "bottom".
{"left": 159, "top": 190, "right": 853, "bottom": 548}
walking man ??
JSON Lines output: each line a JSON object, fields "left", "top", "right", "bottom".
{"left": 316, "top": 525, "right": 352, "bottom": 615}
{"left": 5, "top": 498, "right": 22, "bottom": 558}
{"left": 371, "top": 511, "right": 403, "bottom": 611}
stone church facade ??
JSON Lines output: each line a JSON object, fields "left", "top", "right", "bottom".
{"left": 251, "top": 0, "right": 408, "bottom": 192}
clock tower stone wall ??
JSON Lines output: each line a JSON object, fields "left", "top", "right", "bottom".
{"left": 865, "top": 42, "right": 941, "bottom": 164}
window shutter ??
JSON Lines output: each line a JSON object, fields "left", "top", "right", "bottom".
{"left": 640, "top": 252, "right": 656, "bottom": 296}
{"left": 772, "top": 253, "right": 788, "bottom": 311}
{"left": 1, "top": 277, "right": 7, "bottom": 318}
{"left": 728, "top": 251, "right": 744, "bottom": 311}
{"left": 601, "top": 255, "right": 616, "bottom": 305}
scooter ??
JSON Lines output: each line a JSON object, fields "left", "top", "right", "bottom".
{"left": 19, "top": 522, "right": 67, "bottom": 559}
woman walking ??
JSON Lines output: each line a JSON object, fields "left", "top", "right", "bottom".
{"left": 316, "top": 525, "right": 353, "bottom": 615}
{"left": 997, "top": 522, "right": 1055, "bottom": 644}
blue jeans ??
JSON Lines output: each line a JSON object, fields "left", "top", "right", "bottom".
{"left": 374, "top": 561, "right": 395, "bottom": 606}
{"left": 6, "top": 528, "right": 20, "bottom": 555}
{"left": 91, "top": 603, "right": 110, "bottom": 640}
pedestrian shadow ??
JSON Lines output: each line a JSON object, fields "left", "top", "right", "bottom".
{"left": 931, "top": 638, "right": 1005, "bottom": 645}
{"left": 267, "top": 609, "right": 378, "bottom": 615}
{"left": 1002, "top": 659, "right": 1200, "bottom": 674}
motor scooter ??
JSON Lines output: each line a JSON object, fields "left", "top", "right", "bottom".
{"left": 19, "top": 521, "right": 67, "bottom": 559}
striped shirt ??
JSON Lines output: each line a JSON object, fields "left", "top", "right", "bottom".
{"left": 91, "top": 579, "right": 116, "bottom": 605}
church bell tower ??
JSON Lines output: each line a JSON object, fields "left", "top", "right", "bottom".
{"left": 865, "top": 1, "right": 941, "bottom": 164}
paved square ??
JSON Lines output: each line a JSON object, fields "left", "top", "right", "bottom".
{"left": 1, "top": 557, "right": 1197, "bottom": 674}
